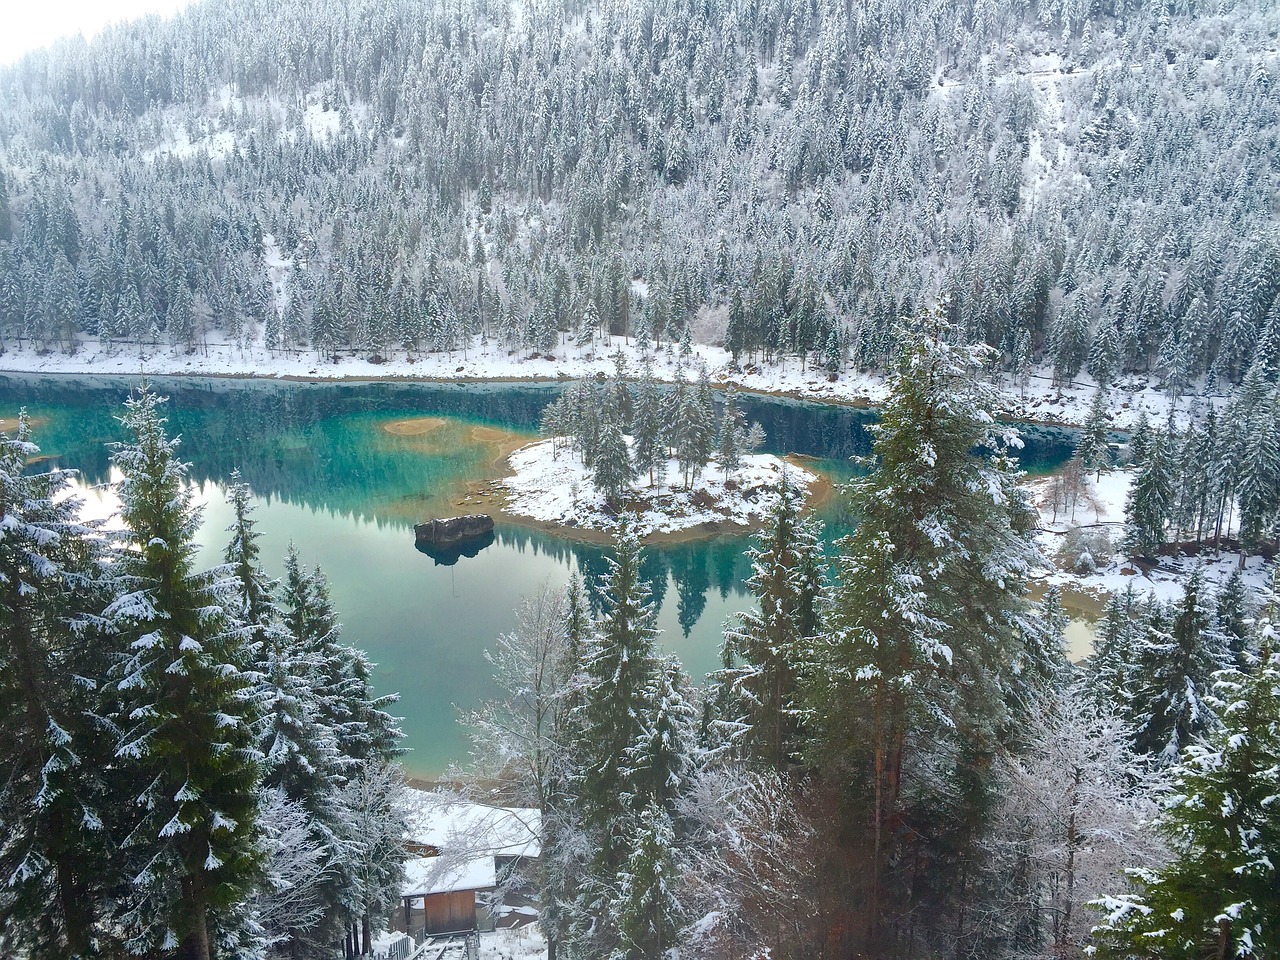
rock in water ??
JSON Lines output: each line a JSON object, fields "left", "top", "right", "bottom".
{"left": 414, "top": 514, "right": 495, "bottom": 547}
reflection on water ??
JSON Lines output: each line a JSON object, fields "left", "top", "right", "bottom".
{"left": 0, "top": 373, "right": 1078, "bottom": 776}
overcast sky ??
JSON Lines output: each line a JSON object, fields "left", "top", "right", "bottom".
{"left": 1, "top": 0, "right": 193, "bottom": 66}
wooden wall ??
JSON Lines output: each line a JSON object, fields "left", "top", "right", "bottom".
{"left": 422, "top": 890, "right": 477, "bottom": 935}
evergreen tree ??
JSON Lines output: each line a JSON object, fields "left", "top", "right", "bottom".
{"left": 0, "top": 413, "right": 117, "bottom": 958}
{"left": 631, "top": 361, "right": 665, "bottom": 486}
{"left": 808, "top": 318, "right": 1040, "bottom": 952}
{"left": 613, "top": 802, "right": 681, "bottom": 960}
{"left": 566, "top": 522, "right": 694, "bottom": 959}
{"left": 718, "top": 477, "right": 825, "bottom": 772}
{"left": 1093, "top": 637, "right": 1280, "bottom": 960}
{"left": 1075, "top": 387, "right": 1112, "bottom": 479}
{"left": 1084, "top": 582, "right": 1145, "bottom": 710}
{"left": 1125, "top": 430, "right": 1176, "bottom": 560}
{"left": 1213, "top": 569, "right": 1253, "bottom": 669}
{"left": 1129, "top": 569, "right": 1230, "bottom": 761}
{"left": 105, "top": 388, "right": 263, "bottom": 960}
{"left": 593, "top": 416, "right": 636, "bottom": 508}
{"left": 225, "top": 484, "right": 340, "bottom": 813}
{"left": 716, "top": 386, "right": 745, "bottom": 481}
{"left": 280, "top": 547, "right": 401, "bottom": 768}
{"left": 1237, "top": 393, "right": 1280, "bottom": 553}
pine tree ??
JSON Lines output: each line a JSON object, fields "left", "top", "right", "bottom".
{"left": 225, "top": 484, "right": 341, "bottom": 813}
{"left": 280, "top": 546, "right": 401, "bottom": 768}
{"left": 718, "top": 477, "right": 825, "bottom": 772}
{"left": 1084, "top": 582, "right": 1145, "bottom": 710}
{"left": 1129, "top": 569, "right": 1230, "bottom": 761}
{"left": 1213, "top": 569, "right": 1253, "bottom": 669}
{"left": 574, "top": 522, "right": 661, "bottom": 861}
{"left": 621, "top": 656, "right": 697, "bottom": 814}
{"left": 105, "top": 388, "right": 263, "bottom": 960}
{"left": 613, "top": 802, "right": 681, "bottom": 960}
{"left": 808, "top": 317, "right": 1040, "bottom": 952}
{"left": 566, "top": 522, "right": 683, "bottom": 958}
{"left": 1075, "top": 387, "right": 1112, "bottom": 478}
{"left": 717, "top": 386, "right": 745, "bottom": 481}
{"left": 631, "top": 361, "right": 665, "bottom": 486}
{"left": 593, "top": 415, "right": 636, "bottom": 508}
{"left": 1093, "top": 638, "right": 1280, "bottom": 960}
{"left": 0, "top": 413, "right": 118, "bottom": 958}
{"left": 335, "top": 761, "right": 408, "bottom": 957}
{"left": 1125, "top": 429, "right": 1176, "bottom": 560}
{"left": 1237, "top": 393, "right": 1280, "bottom": 554}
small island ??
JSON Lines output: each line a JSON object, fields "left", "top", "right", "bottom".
{"left": 500, "top": 359, "right": 819, "bottom": 537}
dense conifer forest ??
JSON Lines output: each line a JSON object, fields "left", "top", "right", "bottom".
{"left": 0, "top": 0, "right": 1277, "bottom": 390}
{"left": 2, "top": 0, "right": 1280, "bottom": 958}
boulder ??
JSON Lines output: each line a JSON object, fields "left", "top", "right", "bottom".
{"left": 414, "top": 514, "right": 495, "bottom": 548}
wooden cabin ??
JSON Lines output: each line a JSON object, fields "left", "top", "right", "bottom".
{"left": 395, "top": 792, "right": 542, "bottom": 939}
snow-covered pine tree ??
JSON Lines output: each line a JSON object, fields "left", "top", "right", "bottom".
{"left": 1213, "top": 569, "right": 1254, "bottom": 669}
{"left": 334, "top": 761, "right": 409, "bottom": 957}
{"left": 808, "top": 316, "right": 1040, "bottom": 953}
{"left": 1084, "top": 581, "right": 1145, "bottom": 710}
{"left": 717, "top": 476, "right": 825, "bottom": 772}
{"left": 1236, "top": 391, "right": 1280, "bottom": 555}
{"left": 1092, "top": 635, "right": 1280, "bottom": 960}
{"left": 621, "top": 655, "right": 697, "bottom": 815}
{"left": 573, "top": 521, "right": 661, "bottom": 862}
{"left": 593, "top": 415, "right": 636, "bottom": 508}
{"left": 1124, "top": 429, "right": 1176, "bottom": 560}
{"left": 105, "top": 388, "right": 263, "bottom": 960}
{"left": 673, "top": 369, "right": 714, "bottom": 487}
{"left": 1129, "top": 568, "right": 1230, "bottom": 761}
{"left": 280, "top": 546, "right": 402, "bottom": 768}
{"left": 1075, "top": 387, "right": 1112, "bottom": 479}
{"left": 631, "top": 360, "right": 665, "bottom": 486}
{"left": 564, "top": 521, "right": 688, "bottom": 958}
{"left": 716, "top": 385, "right": 745, "bottom": 481}
{"left": 0, "top": 412, "right": 118, "bottom": 958}
{"left": 226, "top": 479, "right": 343, "bottom": 813}
{"left": 613, "top": 801, "right": 681, "bottom": 960}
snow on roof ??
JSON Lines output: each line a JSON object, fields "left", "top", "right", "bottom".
{"left": 402, "top": 854, "right": 496, "bottom": 897}
{"left": 401, "top": 789, "right": 541, "bottom": 860}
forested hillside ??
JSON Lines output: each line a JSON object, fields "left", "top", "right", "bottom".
{"left": 0, "top": 0, "right": 1277, "bottom": 389}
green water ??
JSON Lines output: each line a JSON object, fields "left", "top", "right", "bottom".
{"left": 0, "top": 373, "right": 1078, "bottom": 777}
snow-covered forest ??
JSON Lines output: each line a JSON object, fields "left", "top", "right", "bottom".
{"left": 0, "top": 390, "right": 410, "bottom": 960}
{"left": 460, "top": 325, "right": 1280, "bottom": 960}
{"left": 0, "top": 0, "right": 1277, "bottom": 395}
{"left": 3, "top": 0, "right": 1280, "bottom": 958}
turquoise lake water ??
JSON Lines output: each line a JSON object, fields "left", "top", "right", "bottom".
{"left": 0, "top": 374, "right": 1077, "bottom": 776}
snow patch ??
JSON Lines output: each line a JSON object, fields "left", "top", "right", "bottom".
{"left": 501, "top": 438, "right": 818, "bottom": 538}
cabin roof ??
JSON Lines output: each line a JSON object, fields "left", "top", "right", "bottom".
{"left": 402, "top": 854, "right": 496, "bottom": 897}
{"left": 401, "top": 789, "right": 542, "bottom": 859}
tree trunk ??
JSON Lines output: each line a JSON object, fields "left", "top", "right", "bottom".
{"left": 180, "top": 884, "right": 211, "bottom": 960}
{"left": 362, "top": 912, "right": 372, "bottom": 955}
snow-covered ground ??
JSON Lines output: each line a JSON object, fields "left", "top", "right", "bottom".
{"left": 1026, "top": 468, "right": 1277, "bottom": 604}
{"left": 371, "top": 926, "right": 547, "bottom": 960}
{"left": 0, "top": 332, "right": 1196, "bottom": 431}
{"left": 477, "top": 926, "right": 547, "bottom": 960}
{"left": 501, "top": 438, "right": 818, "bottom": 537}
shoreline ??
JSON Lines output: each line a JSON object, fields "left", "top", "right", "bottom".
{"left": 0, "top": 338, "right": 1187, "bottom": 432}
{"left": 0, "top": 360, "right": 1095, "bottom": 433}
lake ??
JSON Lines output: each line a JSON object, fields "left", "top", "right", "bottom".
{"left": 0, "top": 373, "right": 1078, "bottom": 777}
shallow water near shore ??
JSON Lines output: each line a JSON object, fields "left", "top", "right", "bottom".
{"left": 0, "top": 373, "right": 1079, "bottom": 776}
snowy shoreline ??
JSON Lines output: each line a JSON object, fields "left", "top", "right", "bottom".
{"left": 499, "top": 437, "right": 820, "bottom": 538}
{"left": 1027, "top": 467, "right": 1276, "bottom": 605}
{"left": 0, "top": 335, "right": 1196, "bottom": 431}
